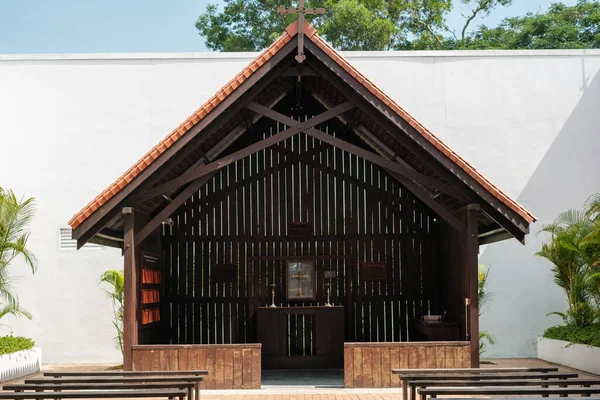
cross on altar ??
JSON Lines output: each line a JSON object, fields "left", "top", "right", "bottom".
{"left": 291, "top": 266, "right": 310, "bottom": 296}
{"left": 277, "top": 0, "right": 326, "bottom": 63}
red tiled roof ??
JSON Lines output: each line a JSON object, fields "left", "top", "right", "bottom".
{"left": 69, "top": 20, "right": 534, "bottom": 231}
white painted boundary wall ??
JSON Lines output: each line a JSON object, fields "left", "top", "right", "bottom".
{"left": 538, "top": 338, "right": 600, "bottom": 375}
{"left": 1, "top": 50, "right": 599, "bottom": 363}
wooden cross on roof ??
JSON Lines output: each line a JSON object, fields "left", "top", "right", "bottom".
{"left": 277, "top": 0, "right": 325, "bottom": 63}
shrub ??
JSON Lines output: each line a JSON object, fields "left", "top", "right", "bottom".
{"left": 536, "top": 194, "right": 600, "bottom": 327}
{"left": 0, "top": 335, "right": 35, "bottom": 356}
{"left": 99, "top": 270, "right": 124, "bottom": 355}
{"left": 478, "top": 264, "right": 495, "bottom": 355}
{"left": 542, "top": 324, "right": 600, "bottom": 348}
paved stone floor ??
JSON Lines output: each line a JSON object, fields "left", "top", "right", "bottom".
{"left": 4, "top": 358, "right": 598, "bottom": 399}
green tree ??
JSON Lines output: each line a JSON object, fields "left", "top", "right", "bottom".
{"left": 461, "top": 1, "right": 600, "bottom": 50}
{"left": 99, "top": 270, "right": 125, "bottom": 355}
{"left": 197, "top": 0, "right": 600, "bottom": 51}
{"left": 0, "top": 188, "right": 37, "bottom": 320}
{"left": 196, "top": 0, "right": 515, "bottom": 51}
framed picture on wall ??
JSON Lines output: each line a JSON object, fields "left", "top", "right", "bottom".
{"left": 286, "top": 260, "right": 316, "bottom": 301}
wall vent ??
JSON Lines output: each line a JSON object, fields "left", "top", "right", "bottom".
{"left": 59, "top": 227, "right": 103, "bottom": 250}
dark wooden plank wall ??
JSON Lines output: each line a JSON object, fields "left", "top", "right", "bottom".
{"left": 159, "top": 97, "right": 440, "bottom": 350}
{"left": 343, "top": 342, "right": 471, "bottom": 388}
{"left": 132, "top": 344, "right": 261, "bottom": 389}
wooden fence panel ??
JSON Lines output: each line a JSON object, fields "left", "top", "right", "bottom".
{"left": 343, "top": 342, "right": 471, "bottom": 388}
{"left": 132, "top": 344, "right": 261, "bottom": 389}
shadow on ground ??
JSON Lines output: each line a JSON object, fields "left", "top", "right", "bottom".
{"left": 262, "top": 369, "right": 344, "bottom": 388}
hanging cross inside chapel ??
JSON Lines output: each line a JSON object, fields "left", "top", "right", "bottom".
{"left": 277, "top": 0, "right": 326, "bottom": 63}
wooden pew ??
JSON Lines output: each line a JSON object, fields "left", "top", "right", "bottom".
{"left": 395, "top": 371, "right": 578, "bottom": 400}
{"left": 392, "top": 367, "right": 559, "bottom": 374}
{"left": 0, "top": 389, "right": 188, "bottom": 400}
{"left": 417, "top": 386, "right": 600, "bottom": 400}
{"left": 4, "top": 381, "right": 196, "bottom": 400}
{"left": 25, "top": 376, "right": 203, "bottom": 400}
{"left": 409, "top": 379, "right": 600, "bottom": 400}
{"left": 44, "top": 370, "right": 209, "bottom": 377}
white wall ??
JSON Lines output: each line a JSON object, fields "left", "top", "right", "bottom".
{"left": 0, "top": 49, "right": 599, "bottom": 362}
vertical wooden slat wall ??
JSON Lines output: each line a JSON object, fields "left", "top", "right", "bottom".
{"left": 158, "top": 96, "right": 441, "bottom": 352}
{"left": 132, "top": 344, "right": 261, "bottom": 389}
{"left": 343, "top": 342, "right": 471, "bottom": 388}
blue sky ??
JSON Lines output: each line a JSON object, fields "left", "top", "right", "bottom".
{"left": 0, "top": 0, "right": 577, "bottom": 54}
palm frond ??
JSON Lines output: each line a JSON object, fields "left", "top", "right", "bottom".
{"left": 584, "top": 193, "right": 600, "bottom": 220}
{"left": 0, "top": 302, "right": 32, "bottom": 320}
{"left": 0, "top": 187, "right": 37, "bottom": 321}
{"left": 99, "top": 270, "right": 125, "bottom": 355}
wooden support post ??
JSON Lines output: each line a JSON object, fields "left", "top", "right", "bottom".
{"left": 123, "top": 207, "right": 139, "bottom": 371}
{"left": 466, "top": 204, "right": 480, "bottom": 367}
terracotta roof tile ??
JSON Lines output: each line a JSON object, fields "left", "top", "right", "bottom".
{"left": 70, "top": 19, "right": 534, "bottom": 233}
{"left": 68, "top": 26, "right": 295, "bottom": 230}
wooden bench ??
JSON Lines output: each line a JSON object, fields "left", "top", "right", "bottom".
{"left": 4, "top": 382, "right": 197, "bottom": 400}
{"left": 44, "top": 370, "right": 209, "bottom": 377}
{"left": 417, "top": 386, "right": 600, "bottom": 400}
{"left": 0, "top": 389, "right": 188, "bottom": 400}
{"left": 25, "top": 376, "right": 203, "bottom": 400}
{"left": 409, "top": 379, "right": 600, "bottom": 400}
{"left": 396, "top": 371, "right": 578, "bottom": 400}
{"left": 392, "top": 367, "right": 559, "bottom": 374}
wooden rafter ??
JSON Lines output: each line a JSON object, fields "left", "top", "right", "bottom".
{"left": 134, "top": 173, "right": 217, "bottom": 247}
{"left": 247, "top": 102, "right": 468, "bottom": 205}
{"left": 133, "top": 92, "right": 291, "bottom": 207}
{"left": 247, "top": 102, "right": 465, "bottom": 232}
{"left": 134, "top": 101, "right": 355, "bottom": 200}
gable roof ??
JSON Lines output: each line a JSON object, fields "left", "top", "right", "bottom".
{"left": 69, "top": 20, "right": 535, "bottom": 240}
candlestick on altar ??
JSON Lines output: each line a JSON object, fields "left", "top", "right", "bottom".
{"left": 269, "top": 284, "right": 277, "bottom": 308}
{"left": 323, "top": 270, "right": 336, "bottom": 307}
{"left": 324, "top": 282, "right": 332, "bottom": 307}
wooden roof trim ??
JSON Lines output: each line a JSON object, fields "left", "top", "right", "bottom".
{"left": 306, "top": 26, "right": 535, "bottom": 224}
{"left": 68, "top": 26, "right": 297, "bottom": 230}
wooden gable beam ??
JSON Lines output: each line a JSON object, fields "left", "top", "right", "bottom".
{"left": 303, "top": 45, "right": 530, "bottom": 240}
{"left": 134, "top": 92, "right": 290, "bottom": 207}
{"left": 133, "top": 101, "right": 355, "bottom": 201}
{"left": 247, "top": 101, "right": 466, "bottom": 201}
{"left": 248, "top": 102, "right": 465, "bottom": 232}
{"left": 72, "top": 41, "right": 298, "bottom": 247}
{"left": 248, "top": 101, "right": 470, "bottom": 220}
{"left": 134, "top": 173, "right": 216, "bottom": 247}
{"left": 311, "top": 91, "right": 471, "bottom": 203}
{"left": 282, "top": 66, "right": 318, "bottom": 76}
{"left": 133, "top": 97, "right": 300, "bottom": 246}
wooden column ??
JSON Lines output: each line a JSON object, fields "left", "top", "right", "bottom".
{"left": 123, "top": 207, "right": 139, "bottom": 370}
{"left": 466, "top": 204, "right": 480, "bottom": 367}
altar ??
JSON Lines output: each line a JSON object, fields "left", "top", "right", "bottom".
{"left": 257, "top": 306, "right": 344, "bottom": 369}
